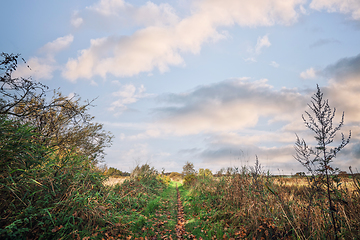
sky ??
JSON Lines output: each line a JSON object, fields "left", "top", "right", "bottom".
{"left": 2, "top": 0, "right": 360, "bottom": 174}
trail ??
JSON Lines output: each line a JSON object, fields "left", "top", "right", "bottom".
{"left": 175, "top": 184, "right": 186, "bottom": 239}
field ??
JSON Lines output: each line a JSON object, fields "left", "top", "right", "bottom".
{"left": 3, "top": 159, "right": 360, "bottom": 239}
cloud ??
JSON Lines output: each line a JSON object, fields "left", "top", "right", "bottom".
{"left": 154, "top": 78, "right": 306, "bottom": 135}
{"left": 71, "top": 17, "right": 84, "bottom": 28}
{"left": 255, "top": 35, "right": 271, "bottom": 54}
{"left": 87, "top": 0, "right": 128, "bottom": 16}
{"left": 309, "top": 38, "right": 340, "bottom": 48}
{"left": 13, "top": 35, "right": 74, "bottom": 80}
{"left": 270, "top": 61, "right": 280, "bottom": 67}
{"left": 300, "top": 67, "right": 317, "bottom": 79}
{"left": 39, "top": 35, "right": 74, "bottom": 57}
{"left": 12, "top": 57, "right": 55, "bottom": 80}
{"left": 64, "top": 0, "right": 305, "bottom": 81}
{"left": 310, "top": 0, "right": 360, "bottom": 20}
{"left": 322, "top": 53, "right": 360, "bottom": 80}
{"left": 244, "top": 57, "right": 257, "bottom": 63}
{"left": 85, "top": 0, "right": 179, "bottom": 28}
{"left": 320, "top": 53, "right": 360, "bottom": 123}
{"left": 108, "top": 83, "right": 153, "bottom": 114}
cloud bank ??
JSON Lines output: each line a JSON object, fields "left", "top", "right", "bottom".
{"left": 63, "top": 0, "right": 305, "bottom": 81}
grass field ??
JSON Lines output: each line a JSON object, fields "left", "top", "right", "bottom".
{"left": 2, "top": 162, "right": 360, "bottom": 239}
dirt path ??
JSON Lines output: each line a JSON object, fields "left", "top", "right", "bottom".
{"left": 175, "top": 184, "right": 186, "bottom": 239}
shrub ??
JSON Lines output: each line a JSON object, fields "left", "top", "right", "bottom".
{"left": 0, "top": 116, "right": 110, "bottom": 239}
{"left": 169, "top": 172, "right": 183, "bottom": 181}
{"left": 157, "top": 174, "right": 171, "bottom": 185}
{"left": 183, "top": 174, "right": 197, "bottom": 187}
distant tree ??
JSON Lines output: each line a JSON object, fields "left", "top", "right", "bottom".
{"left": 182, "top": 161, "right": 196, "bottom": 176}
{"left": 131, "top": 164, "right": 157, "bottom": 179}
{"left": 214, "top": 168, "right": 225, "bottom": 177}
{"left": 295, "top": 172, "right": 305, "bottom": 177}
{"left": 198, "top": 168, "right": 212, "bottom": 178}
{"left": 294, "top": 84, "right": 351, "bottom": 239}
{"left": 338, "top": 171, "right": 348, "bottom": 178}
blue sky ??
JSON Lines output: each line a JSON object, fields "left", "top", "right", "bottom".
{"left": 2, "top": 0, "right": 360, "bottom": 174}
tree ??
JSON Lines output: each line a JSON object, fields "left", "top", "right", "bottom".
{"left": 294, "top": 84, "right": 351, "bottom": 239}
{"left": 13, "top": 90, "right": 113, "bottom": 163}
{"left": 1, "top": 53, "right": 113, "bottom": 164}
{"left": 182, "top": 161, "right": 196, "bottom": 176}
{"left": 0, "top": 52, "right": 81, "bottom": 118}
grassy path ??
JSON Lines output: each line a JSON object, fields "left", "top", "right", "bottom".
{"left": 126, "top": 181, "right": 180, "bottom": 239}
{"left": 178, "top": 183, "right": 239, "bottom": 239}
{"left": 120, "top": 180, "right": 229, "bottom": 239}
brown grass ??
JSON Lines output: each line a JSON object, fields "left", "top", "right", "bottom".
{"left": 189, "top": 173, "right": 360, "bottom": 239}
{"left": 103, "top": 176, "right": 129, "bottom": 186}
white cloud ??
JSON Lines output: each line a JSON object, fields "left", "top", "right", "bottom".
{"left": 255, "top": 35, "right": 271, "bottom": 54}
{"left": 270, "top": 61, "right": 280, "bottom": 67}
{"left": 108, "top": 83, "right": 153, "bottom": 113}
{"left": 85, "top": 0, "right": 179, "bottom": 27}
{"left": 63, "top": 0, "right": 305, "bottom": 81}
{"left": 39, "top": 35, "right": 74, "bottom": 57}
{"left": 13, "top": 35, "right": 74, "bottom": 80}
{"left": 87, "top": 0, "right": 128, "bottom": 16}
{"left": 300, "top": 67, "right": 317, "bottom": 79}
{"left": 71, "top": 17, "right": 84, "bottom": 28}
{"left": 12, "top": 57, "right": 55, "bottom": 80}
{"left": 310, "top": 0, "right": 360, "bottom": 20}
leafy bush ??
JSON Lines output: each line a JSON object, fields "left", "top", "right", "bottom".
{"left": 157, "top": 174, "right": 171, "bottom": 185}
{"left": 183, "top": 174, "right": 197, "bottom": 187}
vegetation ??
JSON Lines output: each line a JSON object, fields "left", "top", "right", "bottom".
{"left": 295, "top": 84, "right": 351, "bottom": 239}
{"left": 106, "top": 167, "right": 130, "bottom": 177}
{"left": 2, "top": 52, "right": 359, "bottom": 239}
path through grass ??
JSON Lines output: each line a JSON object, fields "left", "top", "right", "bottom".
{"left": 121, "top": 181, "right": 181, "bottom": 239}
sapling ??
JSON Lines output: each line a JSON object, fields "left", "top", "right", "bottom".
{"left": 294, "top": 84, "right": 351, "bottom": 239}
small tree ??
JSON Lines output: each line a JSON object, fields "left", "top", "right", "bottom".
{"left": 294, "top": 84, "right": 351, "bottom": 239}
{"left": 182, "top": 161, "right": 196, "bottom": 176}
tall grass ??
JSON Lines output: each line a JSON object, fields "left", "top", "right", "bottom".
{"left": 183, "top": 161, "right": 360, "bottom": 239}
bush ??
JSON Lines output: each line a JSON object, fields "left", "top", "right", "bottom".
{"left": 169, "top": 172, "right": 183, "bottom": 181}
{"left": 183, "top": 174, "right": 197, "bottom": 187}
{"left": 157, "top": 174, "right": 171, "bottom": 185}
{"left": 107, "top": 167, "right": 129, "bottom": 177}
{"left": 0, "top": 116, "right": 110, "bottom": 239}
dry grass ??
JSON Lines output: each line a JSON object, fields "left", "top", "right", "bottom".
{"left": 103, "top": 176, "right": 129, "bottom": 186}
{"left": 186, "top": 173, "right": 360, "bottom": 239}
